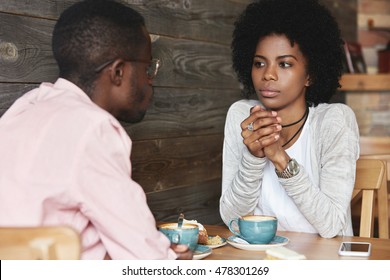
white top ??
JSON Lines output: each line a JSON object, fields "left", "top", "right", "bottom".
{"left": 220, "top": 99, "right": 360, "bottom": 238}
{"left": 255, "top": 118, "right": 317, "bottom": 233}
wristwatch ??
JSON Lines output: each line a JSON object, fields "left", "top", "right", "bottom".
{"left": 275, "top": 158, "right": 300, "bottom": 179}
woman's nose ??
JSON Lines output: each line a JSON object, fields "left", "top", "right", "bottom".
{"left": 263, "top": 66, "right": 277, "bottom": 81}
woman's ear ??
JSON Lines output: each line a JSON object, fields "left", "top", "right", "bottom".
{"left": 305, "top": 75, "right": 311, "bottom": 87}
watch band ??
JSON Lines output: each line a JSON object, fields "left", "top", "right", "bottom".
{"left": 275, "top": 158, "right": 300, "bottom": 179}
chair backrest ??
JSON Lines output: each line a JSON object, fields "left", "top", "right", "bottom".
{"left": 352, "top": 158, "right": 389, "bottom": 238}
{"left": 360, "top": 154, "right": 390, "bottom": 183}
{"left": 0, "top": 226, "right": 81, "bottom": 260}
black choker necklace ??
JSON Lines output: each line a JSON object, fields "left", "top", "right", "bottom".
{"left": 282, "top": 107, "right": 309, "bottom": 128}
{"left": 282, "top": 107, "right": 309, "bottom": 148}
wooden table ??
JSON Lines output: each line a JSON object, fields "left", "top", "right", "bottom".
{"left": 204, "top": 225, "right": 390, "bottom": 260}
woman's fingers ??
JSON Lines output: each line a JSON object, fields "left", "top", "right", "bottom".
{"left": 244, "top": 132, "right": 281, "bottom": 158}
{"left": 250, "top": 105, "right": 265, "bottom": 114}
{"left": 243, "top": 124, "right": 281, "bottom": 146}
{"left": 240, "top": 107, "right": 282, "bottom": 158}
{"left": 241, "top": 115, "right": 281, "bottom": 135}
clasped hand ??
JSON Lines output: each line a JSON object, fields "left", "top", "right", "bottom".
{"left": 241, "top": 105, "right": 284, "bottom": 160}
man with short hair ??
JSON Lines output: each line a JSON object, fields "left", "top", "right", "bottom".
{"left": 0, "top": 0, "right": 192, "bottom": 260}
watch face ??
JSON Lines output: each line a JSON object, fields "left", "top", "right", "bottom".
{"left": 288, "top": 159, "right": 300, "bottom": 175}
{"left": 275, "top": 158, "right": 300, "bottom": 178}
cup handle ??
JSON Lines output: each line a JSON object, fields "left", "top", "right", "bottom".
{"left": 171, "top": 233, "right": 180, "bottom": 244}
{"left": 228, "top": 218, "right": 241, "bottom": 236}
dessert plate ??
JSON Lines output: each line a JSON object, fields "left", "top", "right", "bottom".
{"left": 227, "top": 235, "right": 289, "bottom": 251}
{"left": 205, "top": 236, "right": 227, "bottom": 249}
{"left": 193, "top": 245, "right": 212, "bottom": 260}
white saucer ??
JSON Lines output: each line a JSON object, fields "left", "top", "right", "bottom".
{"left": 193, "top": 245, "right": 212, "bottom": 260}
{"left": 205, "top": 236, "right": 227, "bottom": 249}
{"left": 227, "top": 235, "right": 289, "bottom": 251}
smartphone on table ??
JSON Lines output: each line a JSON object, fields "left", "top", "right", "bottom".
{"left": 338, "top": 242, "right": 371, "bottom": 257}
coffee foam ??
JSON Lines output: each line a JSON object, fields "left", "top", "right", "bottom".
{"left": 242, "top": 215, "right": 276, "bottom": 222}
{"left": 160, "top": 223, "right": 198, "bottom": 230}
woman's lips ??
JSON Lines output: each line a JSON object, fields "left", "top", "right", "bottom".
{"left": 259, "top": 89, "right": 279, "bottom": 98}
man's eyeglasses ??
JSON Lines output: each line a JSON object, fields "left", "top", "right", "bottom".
{"left": 94, "top": 58, "right": 160, "bottom": 80}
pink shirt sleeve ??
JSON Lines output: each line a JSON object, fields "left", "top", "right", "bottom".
{"left": 74, "top": 118, "right": 177, "bottom": 259}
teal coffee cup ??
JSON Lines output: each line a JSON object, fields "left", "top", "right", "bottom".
{"left": 159, "top": 223, "right": 199, "bottom": 251}
{"left": 229, "top": 215, "right": 277, "bottom": 244}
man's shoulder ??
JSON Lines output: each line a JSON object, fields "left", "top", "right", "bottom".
{"left": 34, "top": 81, "right": 124, "bottom": 134}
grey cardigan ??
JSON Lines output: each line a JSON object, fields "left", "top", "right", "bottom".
{"left": 220, "top": 99, "right": 360, "bottom": 237}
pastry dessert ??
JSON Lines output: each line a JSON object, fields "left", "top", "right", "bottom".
{"left": 198, "top": 228, "right": 208, "bottom": 244}
{"left": 207, "top": 235, "right": 223, "bottom": 246}
{"left": 183, "top": 219, "right": 208, "bottom": 244}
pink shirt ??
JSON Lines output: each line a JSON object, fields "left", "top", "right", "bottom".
{"left": 0, "top": 78, "right": 177, "bottom": 260}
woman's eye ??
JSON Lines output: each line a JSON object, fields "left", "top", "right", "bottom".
{"left": 280, "top": 61, "right": 292, "bottom": 68}
{"left": 253, "top": 61, "right": 264, "bottom": 68}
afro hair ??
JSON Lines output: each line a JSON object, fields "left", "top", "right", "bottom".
{"left": 232, "top": 0, "right": 345, "bottom": 106}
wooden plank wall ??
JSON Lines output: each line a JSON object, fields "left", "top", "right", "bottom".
{"left": 0, "top": 0, "right": 357, "bottom": 225}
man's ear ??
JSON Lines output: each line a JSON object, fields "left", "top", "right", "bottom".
{"left": 109, "top": 59, "right": 125, "bottom": 86}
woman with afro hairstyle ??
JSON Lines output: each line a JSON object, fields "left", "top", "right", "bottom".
{"left": 220, "top": 0, "right": 359, "bottom": 238}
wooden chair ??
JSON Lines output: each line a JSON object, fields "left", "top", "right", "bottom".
{"left": 359, "top": 136, "right": 390, "bottom": 225}
{"left": 352, "top": 158, "right": 389, "bottom": 238}
{"left": 0, "top": 226, "right": 81, "bottom": 260}
{"left": 359, "top": 136, "right": 390, "bottom": 183}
